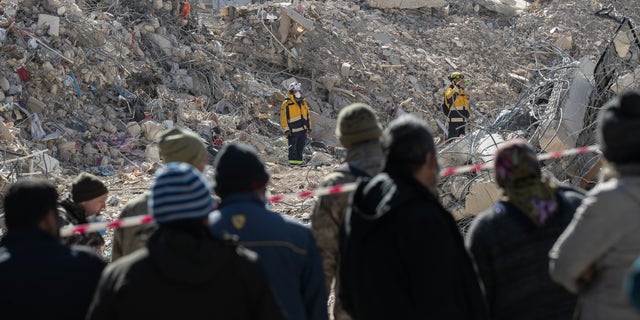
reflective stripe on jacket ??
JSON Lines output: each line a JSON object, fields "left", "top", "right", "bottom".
{"left": 280, "top": 94, "right": 312, "bottom": 132}
{"left": 443, "top": 85, "right": 470, "bottom": 119}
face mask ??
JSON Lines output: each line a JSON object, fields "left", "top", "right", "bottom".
{"left": 294, "top": 92, "right": 301, "bottom": 99}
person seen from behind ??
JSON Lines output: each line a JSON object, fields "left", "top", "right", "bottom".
{"left": 87, "top": 163, "right": 284, "bottom": 320}
{"left": 210, "top": 142, "right": 328, "bottom": 320}
{"left": 550, "top": 90, "right": 640, "bottom": 320}
{"left": 311, "top": 103, "right": 384, "bottom": 320}
{"left": 111, "top": 127, "right": 208, "bottom": 261}
{"left": 339, "top": 114, "right": 488, "bottom": 319}
{"left": 0, "top": 178, "right": 106, "bottom": 320}
{"left": 465, "top": 139, "right": 584, "bottom": 320}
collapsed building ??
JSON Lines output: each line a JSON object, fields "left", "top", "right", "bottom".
{"left": 0, "top": 0, "right": 638, "bottom": 241}
{"left": 442, "top": 12, "right": 640, "bottom": 227}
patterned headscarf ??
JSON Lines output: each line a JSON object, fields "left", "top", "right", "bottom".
{"left": 494, "top": 139, "right": 557, "bottom": 226}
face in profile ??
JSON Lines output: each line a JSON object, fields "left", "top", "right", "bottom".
{"left": 80, "top": 193, "right": 109, "bottom": 217}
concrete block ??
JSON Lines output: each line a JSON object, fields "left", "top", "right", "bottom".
{"left": 281, "top": 7, "right": 314, "bottom": 31}
{"left": 465, "top": 182, "right": 501, "bottom": 215}
{"left": 38, "top": 14, "right": 60, "bottom": 36}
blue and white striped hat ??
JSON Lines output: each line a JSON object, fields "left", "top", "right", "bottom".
{"left": 149, "top": 162, "right": 215, "bottom": 224}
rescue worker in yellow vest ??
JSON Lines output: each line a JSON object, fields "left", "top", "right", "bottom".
{"left": 280, "top": 82, "right": 312, "bottom": 165}
{"left": 442, "top": 72, "right": 471, "bottom": 139}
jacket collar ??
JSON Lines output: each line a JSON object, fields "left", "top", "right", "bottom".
{"left": 345, "top": 140, "right": 383, "bottom": 163}
{"left": 219, "top": 193, "right": 265, "bottom": 208}
{"left": 0, "top": 227, "right": 57, "bottom": 247}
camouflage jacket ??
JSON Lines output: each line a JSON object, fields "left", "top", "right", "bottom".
{"left": 310, "top": 140, "right": 383, "bottom": 319}
{"left": 111, "top": 191, "right": 158, "bottom": 262}
{"left": 57, "top": 196, "right": 105, "bottom": 252}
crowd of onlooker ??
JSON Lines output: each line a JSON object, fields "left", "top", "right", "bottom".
{"left": 2, "top": 90, "right": 640, "bottom": 320}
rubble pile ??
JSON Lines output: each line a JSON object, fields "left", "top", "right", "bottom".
{"left": 0, "top": 0, "right": 639, "bottom": 228}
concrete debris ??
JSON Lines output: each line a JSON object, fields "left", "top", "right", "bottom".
{"left": 0, "top": 0, "right": 637, "bottom": 229}
{"left": 367, "top": 0, "right": 446, "bottom": 9}
{"left": 475, "top": 0, "right": 529, "bottom": 16}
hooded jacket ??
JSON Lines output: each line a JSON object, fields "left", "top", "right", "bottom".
{"left": 87, "top": 226, "right": 284, "bottom": 320}
{"left": 339, "top": 170, "right": 488, "bottom": 320}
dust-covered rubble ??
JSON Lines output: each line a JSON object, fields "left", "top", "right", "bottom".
{"left": 0, "top": 0, "right": 639, "bottom": 226}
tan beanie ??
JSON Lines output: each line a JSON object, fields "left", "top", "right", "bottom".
{"left": 158, "top": 127, "right": 207, "bottom": 166}
{"left": 72, "top": 173, "right": 108, "bottom": 202}
{"left": 335, "top": 103, "right": 383, "bottom": 146}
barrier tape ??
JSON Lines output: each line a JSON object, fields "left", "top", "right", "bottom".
{"left": 440, "top": 145, "right": 600, "bottom": 176}
{"left": 59, "top": 145, "right": 600, "bottom": 237}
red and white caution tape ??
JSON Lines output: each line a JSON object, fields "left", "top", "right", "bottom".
{"left": 267, "top": 183, "right": 358, "bottom": 204}
{"left": 439, "top": 145, "right": 600, "bottom": 176}
{"left": 60, "top": 183, "right": 359, "bottom": 237}
{"left": 60, "top": 215, "right": 155, "bottom": 237}
{"left": 60, "top": 145, "right": 600, "bottom": 237}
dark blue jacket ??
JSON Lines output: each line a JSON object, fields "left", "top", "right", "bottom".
{"left": 210, "top": 194, "right": 328, "bottom": 320}
{"left": 0, "top": 228, "right": 106, "bottom": 320}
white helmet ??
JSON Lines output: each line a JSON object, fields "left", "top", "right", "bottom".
{"left": 288, "top": 82, "right": 301, "bottom": 92}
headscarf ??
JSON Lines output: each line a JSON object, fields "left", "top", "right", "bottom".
{"left": 494, "top": 139, "right": 557, "bottom": 226}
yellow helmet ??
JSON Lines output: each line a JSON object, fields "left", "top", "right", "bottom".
{"left": 448, "top": 72, "right": 464, "bottom": 81}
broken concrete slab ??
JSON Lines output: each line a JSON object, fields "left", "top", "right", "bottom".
{"left": 310, "top": 110, "right": 338, "bottom": 146}
{"left": 476, "top": 0, "right": 529, "bottom": 16}
{"left": 540, "top": 58, "right": 594, "bottom": 152}
{"left": 145, "top": 33, "right": 173, "bottom": 56}
{"left": 278, "top": 12, "right": 291, "bottom": 43}
{"left": 440, "top": 137, "right": 472, "bottom": 168}
{"left": 610, "top": 66, "right": 640, "bottom": 94}
{"left": 308, "top": 151, "right": 335, "bottom": 167}
{"left": 27, "top": 96, "right": 46, "bottom": 115}
{"left": 281, "top": 7, "right": 314, "bottom": 31}
{"left": 37, "top": 14, "right": 60, "bottom": 36}
{"left": 367, "top": 0, "right": 445, "bottom": 9}
{"left": 465, "top": 181, "right": 501, "bottom": 215}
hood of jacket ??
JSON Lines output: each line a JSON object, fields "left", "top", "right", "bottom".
{"left": 147, "top": 226, "right": 233, "bottom": 285}
{"left": 352, "top": 170, "right": 437, "bottom": 221}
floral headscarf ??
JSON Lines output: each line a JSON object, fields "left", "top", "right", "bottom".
{"left": 494, "top": 139, "right": 557, "bottom": 226}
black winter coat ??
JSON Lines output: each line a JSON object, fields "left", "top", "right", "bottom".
{"left": 0, "top": 228, "right": 106, "bottom": 320}
{"left": 87, "top": 226, "right": 285, "bottom": 320}
{"left": 339, "top": 171, "right": 489, "bottom": 320}
{"left": 465, "top": 186, "right": 585, "bottom": 320}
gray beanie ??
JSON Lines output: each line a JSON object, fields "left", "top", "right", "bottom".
{"left": 597, "top": 90, "right": 640, "bottom": 164}
{"left": 335, "top": 103, "right": 383, "bottom": 147}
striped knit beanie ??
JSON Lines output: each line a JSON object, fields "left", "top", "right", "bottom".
{"left": 149, "top": 162, "right": 215, "bottom": 224}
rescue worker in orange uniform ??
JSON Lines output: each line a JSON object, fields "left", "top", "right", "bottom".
{"left": 442, "top": 72, "right": 470, "bottom": 139}
{"left": 280, "top": 82, "right": 312, "bottom": 165}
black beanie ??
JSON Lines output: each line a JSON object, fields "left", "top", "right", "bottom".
{"left": 597, "top": 90, "right": 640, "bottom": 164}
{"left": 214, "top": 143, "right": 269, "bottom": 198}
{"left": 72, "top": 172, "right": 108, "bottom": 202}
